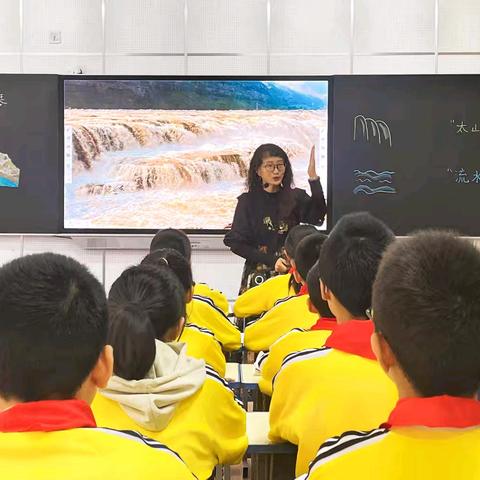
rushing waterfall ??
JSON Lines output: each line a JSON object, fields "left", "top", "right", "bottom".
{"left": 64, "top": 109, "right": 328, "bottom": 229}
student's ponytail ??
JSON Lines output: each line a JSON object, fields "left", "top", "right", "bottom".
{"left": 141, "top": 248, "right": 193, "bottom": 295}
{"left": 108, "top": 264, "right": 185, "bottom": 380}
{"left": 108, "top": 303, "right": 156, "bottom": 380}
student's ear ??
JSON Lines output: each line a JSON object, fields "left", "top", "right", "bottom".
{"left": 293, "top": 269, "right": 302, "bottom": 284}
{"left": 320, "top": 280, "right": 331, "bottom": 301}
{"left": 185, "top": 287, "right": 194, "bottom": 304}
{"left": 91, "top": 345, "right": 114, "bottom": 389}
{"left": 371, "top": 332, "right": 396, "bottom": 374}
{"left": 175, "top": 316, "right": 186, "bottom": 340}
{"left": 307, "top": 297, "right": 318, "bottom": 314}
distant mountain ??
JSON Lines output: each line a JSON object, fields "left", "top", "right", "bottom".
{"left": 64, "top": 80, "right": 326, "bottom": 110}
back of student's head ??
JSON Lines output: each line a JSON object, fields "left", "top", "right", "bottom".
{"left": 284, "top": 224, "right": 318, "bottom": 260}
{"left": 141, "top": 248, "right": 193, "bottom": 293}
{"left": 306, "top": 262, "right": 334, "bottom": 318}
{"left": 108, "top": 264, "right": 185, "bottom": 380}
{"left": 0, "top": 253, "right": 107, "bottom": 402}
{"left": 295, "top": 233, "right": 328, "bottom": 281}
{"left": 372, "top": 230, "right": 480, "bottom": 398}
{"left": 318, "top": 212, "right": 394, "bottom": 317}
{"left": 149, "top": 228, "right": 192, "bottom": 261}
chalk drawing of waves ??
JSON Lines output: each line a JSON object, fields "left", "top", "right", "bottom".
{"left": 354, "top": 170, "right": 395, "bottom": 183}
{"left": 353, "top": 185, "right": 397, "bottom": 195}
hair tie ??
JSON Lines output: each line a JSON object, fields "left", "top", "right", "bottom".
{"left": 159, "top": 257, "right": 169, "bottom": 267}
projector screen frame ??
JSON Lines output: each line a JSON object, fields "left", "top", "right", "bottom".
{"left": 60, "top": 74, "right": 333, "bottom": 235}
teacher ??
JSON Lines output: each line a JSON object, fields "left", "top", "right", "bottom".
{"left": 224, "top": 143, "right": 327, "bottom": 292}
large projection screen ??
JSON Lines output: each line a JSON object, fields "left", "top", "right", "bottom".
{"left": 62, "top": 76, "right": 331, "bottom": 233}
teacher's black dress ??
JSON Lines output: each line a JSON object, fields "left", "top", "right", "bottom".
{"left": 224, "top": 179, "right": 327, "bottom": 292}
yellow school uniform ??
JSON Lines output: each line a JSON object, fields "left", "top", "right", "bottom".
{"left": 269, "top": 320, "right": 397, "bottom": 475}
{"left": 258, "top": 318, "right": 336, "bottom": 396}
{"left": 244, "top": 294, "right": 317, "bottom": 352}
{"left": 180, "top": 323, "right": 226, "bottom": 377}
{"left": 193, "top": 283, "right": 229, "bottom": 315}
{"left": 301, "top": 396, "right": 480, "bottom": 480}
{"left": 187, "top": 296, "right": 241, "bottom": 351}
{"left": 93, "top": 366, "right": 247, "bottom": 480}
{"left": 233, "top": 273, "right": 294, "bottom": 318}
{"left": 0, "top": 399, "right": 194, "bottom": 480}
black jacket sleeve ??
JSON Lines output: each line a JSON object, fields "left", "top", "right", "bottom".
{"left": 297, "top": 178, "right": 327, "bottom": 225}
{"left": 224, "top": 195, "right": 277, "bottom": 267}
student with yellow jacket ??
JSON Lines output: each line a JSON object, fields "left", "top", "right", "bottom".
{"left": 301, "top": 232, "right": 480, "bottom": 480}
{"left": 93, "top": 264, "right": 247, "bottom": 480}
{"left": 269, "top": 213, "right": 397, "bottom": 476}
{"left": 258, "top": 248, "right": 336, "bottom": 396}
{"left": 234, "top": 224, "right": 317, "bottom": 318}
{"left": 244, "top": 231, "right": 326, "bottom": 352}
{"left": 142, "top": 249, "right": 240, "bottom": 353}
{"left": 150, "top": 228, "right": 229, "bottom": 314}
{"left": 0, "top": 253, "right": 194, "bottom": 480}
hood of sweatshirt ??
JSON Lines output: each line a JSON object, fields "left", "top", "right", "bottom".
{"left": 100, "top": 340, "right": 206, "bottom": 431}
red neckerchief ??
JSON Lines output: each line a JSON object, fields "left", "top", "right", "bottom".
{"left": 310, "top": 317, "right": 337, "bottom": 331}
{"left": 383, "top": 395, "right": 480, "bottom": 429}
{"left": 325, "top": 319, "right": 376, "bottom": 360}
{"left": 0, "top": 399, "right": 96, "bottom": 432}
{"left": 298, "top": 283, "right": 308, "bottom": 296}
{"left": 289, "top": 267, "right": 295, "bottom": 274}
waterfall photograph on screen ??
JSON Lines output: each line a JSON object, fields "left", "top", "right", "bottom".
{"left": 63, "top": 79, "right": 329, "bottom": 230}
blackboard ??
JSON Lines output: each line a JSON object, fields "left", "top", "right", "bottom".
{"left": 0, "top": 75, "right": 59, "bottom": 233}
{"left": 332, "top": 75, "right": 480, "bottom": 235}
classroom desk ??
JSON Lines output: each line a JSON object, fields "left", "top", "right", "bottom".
{"left": 247, "top": 412, "right": 296, "bottom": 454}
{"left": 225, "top": 362, "right": 241, "bottom": 385}
{"left": 240, "top": 363, "right": 259, "bottom": 388}
{"left": 247, "top": 412, "right": 297, "bottom": 480}
{"left": 215, "top": 412, "right": 297, "bottom": 480}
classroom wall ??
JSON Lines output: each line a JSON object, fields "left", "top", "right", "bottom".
{"left": 1, "top": 0, "right": 480, "bottom": 75}
{"left": 1, "top": 0, "right": 479, "bottom": 299}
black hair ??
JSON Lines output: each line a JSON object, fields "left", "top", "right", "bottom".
{"left": 306, "top": 262, "right": 334, "bottom": 318}
{"left": 295, "top": 232, "right": 328, "bottom": 281}
{"left": 247, "top": 143, "right": 296, "bottom": 222}
{"left": 284, "top": 224, "right": 317, "bottom": 293}
{"left": 141, "top": 248, "right": 193, "bottom": 293}
{"left": 372, "top": 230, "right": 480, "bottom": 398}
{"left": 149, "top": 228, "right": 192, "bottom": 261}
{"left": 108, "top": 264, "right": 185, "bottom": 380}
{"left": 0, "top": 253, "right": 108, "bottom": 402}
{"left": 318, "top": 212, "right": 394, "bottom": 318}
{"left": 284, "top": 224, "right": 318, "bottom": 259}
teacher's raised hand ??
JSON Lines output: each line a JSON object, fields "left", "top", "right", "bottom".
{"left": 308, "top": 145, "right": 319, "bottom": 181}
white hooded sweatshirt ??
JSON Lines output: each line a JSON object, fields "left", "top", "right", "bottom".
{"left": 101, "top": 340, "right": 206, "bottom": 431}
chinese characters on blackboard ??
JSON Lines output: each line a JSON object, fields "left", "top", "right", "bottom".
{"left": 447, "top": 168, "right": 480, "bottom": 184}
{"left": 451, "top": 120, "right": 480, "bottom": 134}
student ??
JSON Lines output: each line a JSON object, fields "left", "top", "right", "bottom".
{"left": 243, "top": 230, "right": 323, "bottom": 352}
{"left": 150, "top": 228, "right": 229, "bottom": 314}
{"left": 234, "top": 224, "right": 317, "bottom": 318}
{"left": 258, "top": 247, "right": 336, "bottom": 397}
{"left": 0, "top": 253, "right": 194, "bottom": 480}
{"left": 269, "top": 212, "right": 397, "bottom": 475}
{"left": 92, "top": 264, "right": 247, "bottom": 480}
{"left": 301, "top": 231, "right": 480, "bottom": 479}
{"left": 149, "top": 232, "right": 241, "bottom": 350}
{"left": 142, "top": 248, "right": 227, "bottom": 375}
